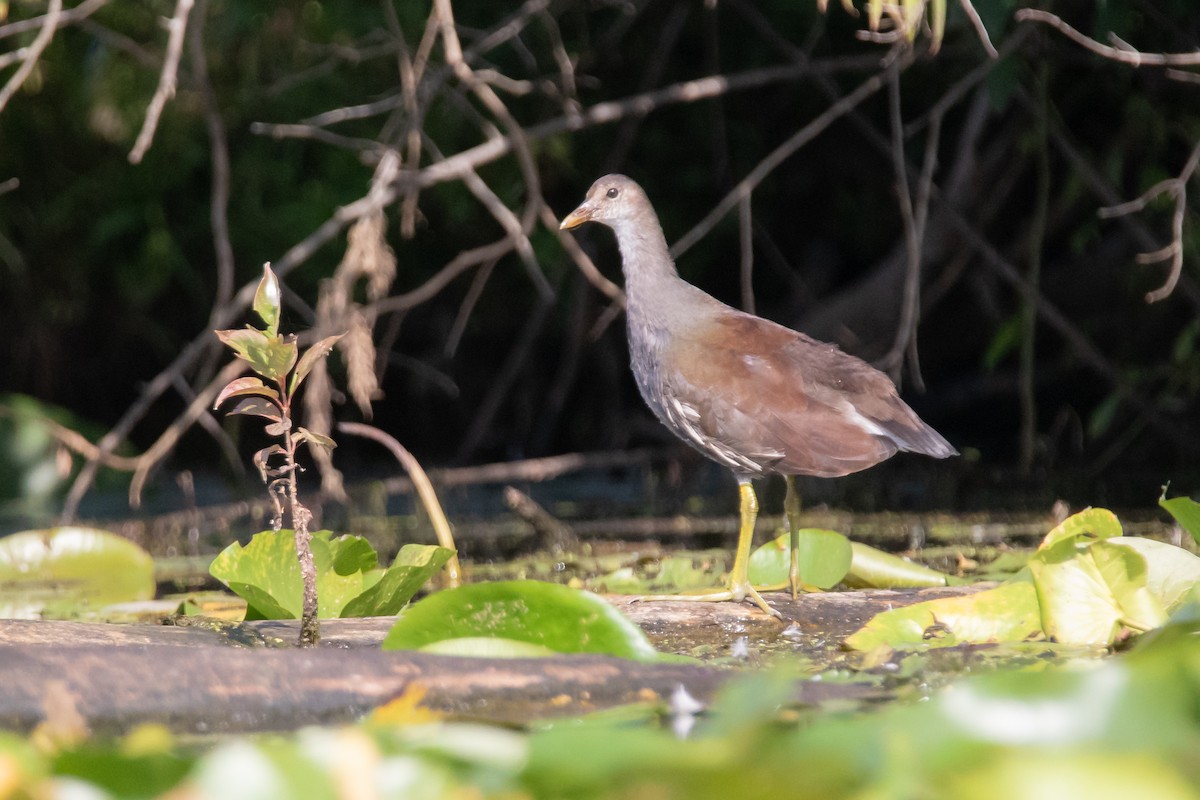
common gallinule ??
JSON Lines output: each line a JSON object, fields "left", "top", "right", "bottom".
{"left": 561, "top": 174, "right": 956, "bottom": 616}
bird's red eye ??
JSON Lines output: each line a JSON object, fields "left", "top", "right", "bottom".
{"left": 606, "top": 187, "right": 619, "bottom": 199}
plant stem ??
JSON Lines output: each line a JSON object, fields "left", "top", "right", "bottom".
{"left": 286, "top": 429, "right": 320, "bottom": 647}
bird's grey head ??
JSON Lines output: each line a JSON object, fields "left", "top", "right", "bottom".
{"left": 559, "top": 174, "right": 651, "bottom": 232}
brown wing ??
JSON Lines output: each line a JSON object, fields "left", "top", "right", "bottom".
{"left": 663, "top": 311, "right": 952, "bottom": 478}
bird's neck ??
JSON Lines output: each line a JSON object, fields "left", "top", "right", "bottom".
{"left": 612, "top": 218, "right": 680, "bottom": 309}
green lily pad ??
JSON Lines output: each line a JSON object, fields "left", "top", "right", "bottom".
{"left": 748, "top": 529, "right": 852, "bottom": 589}
{"left": 383, "top": 580, "right": 660, "bottom": 661}
{"left": 845, "top": 582, "right": 1043, "bottom": 651}
{"left": 0, "top": 527, "right": 155, "bottom": 619}
{"left": 209, "top": 530, "right": 451, "bottom": 620}
{"left": 1159, "top": 491, "right": 1200, "bottom": 545}
{"left": 1107, "top": 537, "right": 1200, "bottom": 612}
{"left": 341, "top": 544, "right": 455, "bottom": 618}
{"left": 1029, "top": 533, "right": 1166, "bottom": 645}
{"left": 418, "top": 637, "right": 560, "bottom": 658}
{"left": 1039, "top": 507, "right": 1122, "bottom": 549}
{"left": 844, "top": 542, "right": 956, "bottom": 588}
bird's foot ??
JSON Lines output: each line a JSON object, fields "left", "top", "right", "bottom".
{"left": 634, "top": 583, "right": 782, "bottom": 619}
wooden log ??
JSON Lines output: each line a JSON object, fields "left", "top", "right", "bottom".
{"left": 0, "top": 587, "right": 983, "bottom": 736}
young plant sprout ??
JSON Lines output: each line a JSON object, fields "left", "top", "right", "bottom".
{"left": 213, "top": 263, "right": 343, "bottom": 646}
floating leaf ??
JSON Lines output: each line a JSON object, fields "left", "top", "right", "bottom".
{"left": 290, "top": 334, "right": 345, "bottom": 395}
{"left": 0, "top": 528, "right": 155, "bottom": 619}
{"left": 1039, "top": 507, "right": 1122, "bottom": 550}
{"left": 419, "top": 637, "right": 559, "bottom": 658}
{"left": 844, "top": 542, "right": 955, "bottom": 589}
{"left": 748, "top": 530, "right": 852, "bottom": 589}
{"left": 210, "top": 532, "right": 447, "bottom": 620}
{"left": 1159, "top": 490, "right": 1200, "bottom": 545}
{"left": 845, "top": 582, "right": 1043, "bottom": 651}
{"left": 253, "top": 264, "right": 282, "bottom": 337}
{"left": 1029, "top": 533, "right": 1166, "bottom": 645}
{"left": 340, "top": 544, "right": 454, "bottom": 618}
{"left": 383, "top": 580, "right": 660, "bottom": 661}
{"left": 1107, "top": 537, "right": 1200, "bottom": 612}
{"left": 210, "top": 530, "right": 382, "bottom": 620}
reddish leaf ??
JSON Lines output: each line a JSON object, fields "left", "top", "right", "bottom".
{"left": 213, "top": 377, "right": 280, "bottom": 410}
{"left": 253, "top": 445, "right": 286, "bottom": 481}
{"left": 290, "top": 333, "right": 346, "bottom": 395}
{"left": 226, "top": 398, "right": 282, "bottom": 422}
{"left": 265, "top": 419, "right": 292, "bottom": 436}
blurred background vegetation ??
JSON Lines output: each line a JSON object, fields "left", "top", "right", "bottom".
{"left": 1, "top": 0, "right": 1199, "bottom": 530}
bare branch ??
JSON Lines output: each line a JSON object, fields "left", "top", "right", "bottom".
{"left": 1016, "top": 9, "right": 1200, "bottom": 68}
{"left": 0, "top": 0, "right": 62, "bottom": 115}
{"left": 672, "top": 55, "right": 904, "bottom": 258}
{"left": 187, "top": 0, "right": 235, "bottom": 315}
{"left": 1098, "top": 137, "right": 1200, "bottom": 303}
{"left": 128, "top": 0, "right": 195, "bottom": 164}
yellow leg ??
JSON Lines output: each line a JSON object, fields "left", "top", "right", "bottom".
{"left": 635, "top": 477, "right": 780, "bottom": 618}
{"left": 784, "top": 475, "right": 802, "bottom": 599}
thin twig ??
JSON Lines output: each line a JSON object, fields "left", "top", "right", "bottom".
{"left": 0, "top": 0, "right": 61, "bottom": 115}
{"left": 672, "top": 55, "right": 905, "bottom": 258}
{"left": 128, "top": 360, "right": 246, "bottom": 508}
{"left": 187, "top": 0, "right": 235, "bottom": 316}
{"left": 337, "top": 421, "right": 462, "bottom": 587}
{"left": 1016, "top": 9, "right": 1200, "bottom": 67}
{"left": 0, "top": 0, "right": 106, "bottom": 39}
{"left": 1098, "top": 137, "right": 1200, "bottom": 303}
{"left": 129, "top": 0, "right": 195, "bottom": 164}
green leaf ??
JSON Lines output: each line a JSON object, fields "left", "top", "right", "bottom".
{"left": 748, "top": 529, "right": 852, "bottom": 589}
{"left": 253, "top": 264, "right": 282, "bottom": 337}
{"left": 1091, "top": 541, "right": 1168, "bottom": 632}
{"left": 844, "top": 542, "right": 954, "bottom": 589}
{"left": 214, "top": 328, "right": 298, "bottom": 383}
{"left": 289, "top": 334, "right": 345, "bottom": 395}
{"left": 293, "top": 427, "right": 336, "bottom": 451}
{"left": 1028, "top": 528, "right": 1166, "bottom": 645}
{"left": 845, "top": 582, "right": 1043, "bottom": 651}
{"left": 1039, "top": 507, "right": 1122, "bottom": 550}
{"left": 418, "top": 637, "right": 559, "bottom": 658}
{"left": 1159, "top": 490, "right": 1200, "bottom": 545}
{"left": 0, "top": 528, "right": 156, "bottom": 618}
{"left": 1108, "top": 536, "right": 1200, "bottom": 612}
{"left": 209, "top": 530, "right": 384, "bottom": 620}
{"left": 340, "top": 544, "right": 454, "bottom": 618}
{"left": 383, "top": 580, "right": 661, "bottom": 661}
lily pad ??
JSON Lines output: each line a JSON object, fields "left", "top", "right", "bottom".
{"left": 845, "top": 581, "right": 1043, "bottom": 651}
{"left": 1159, "top": 491, "right": 1200, "bottom": 545}
{"left": 1107, "top": 537, "right": 1200, "bottom": 612}
{"left": 1029, "top": 534, "right": 1166, "bottom": 645}
{"left": 844, "top": 542, "right": 956, "bottom": 589}
{"left": 0, "top": 528, "right": 155, "bottom": 619}
{"left": 209, "top": 530, "right": 451, "bottom": 620}
{"left": 748, "top": 530, "right": 852, "bottom": 590}
{"left": 341, "top": 544, "right": 455, "bottom": 618}
{"left": 383, "top": 580, "right": 660, "bottom": 661}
